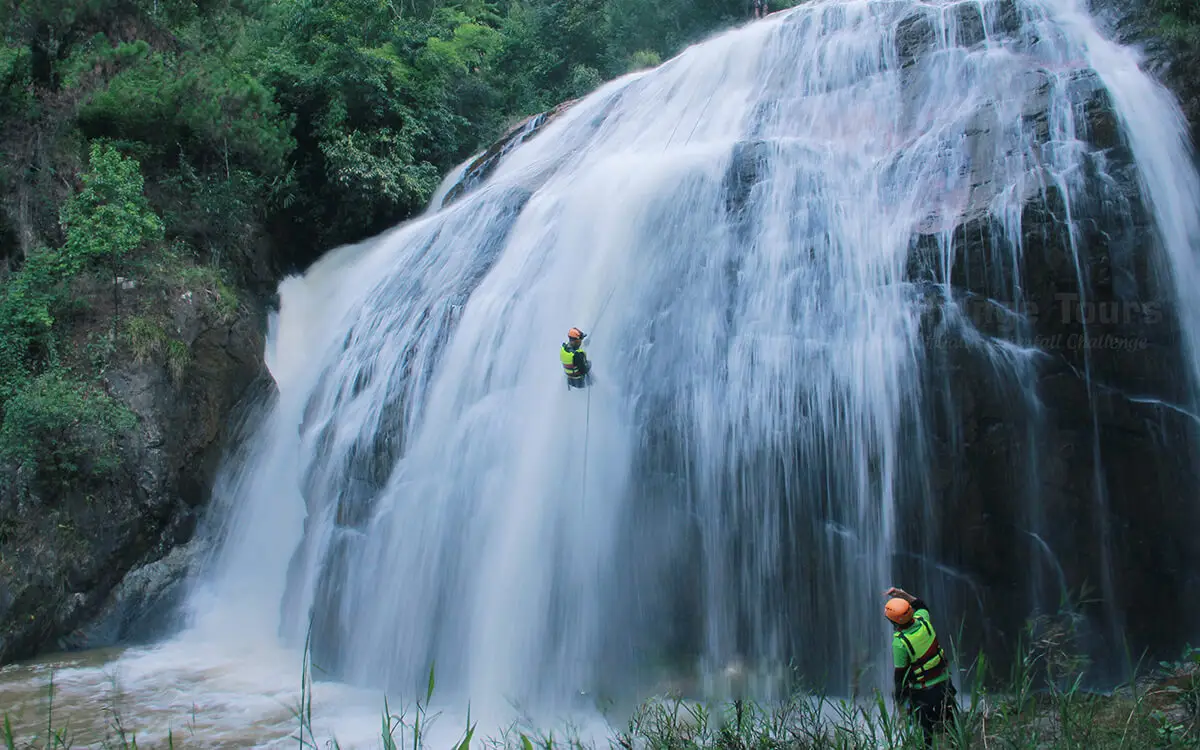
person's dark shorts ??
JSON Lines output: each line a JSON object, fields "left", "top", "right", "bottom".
{"left": 910, "top": 680, "right": 958, "bottom": 738}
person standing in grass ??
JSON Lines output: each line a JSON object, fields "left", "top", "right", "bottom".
{"left": 885, "top": 586, "right": 958, "bottom": 747}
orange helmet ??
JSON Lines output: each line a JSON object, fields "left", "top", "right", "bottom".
{"left": 885, "top": 598, "right": 914, "bottom": 625}
{"left": 568, "top": 327, "right": 584, "bottom": 341}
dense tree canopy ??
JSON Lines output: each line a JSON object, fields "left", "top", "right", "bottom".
{"left": 2, "top": 0, "right": 773, "bottom": 270}
{"left": 0, "top": 0, "right": 780, "bottom": 482}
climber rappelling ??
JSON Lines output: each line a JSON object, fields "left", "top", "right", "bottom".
{"left": 560, "top": 327, "right": 592, "bottom": 389}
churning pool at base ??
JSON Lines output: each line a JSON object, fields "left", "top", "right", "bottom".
{"left": 0, "top": 632, "right": 622, "bottom": 749}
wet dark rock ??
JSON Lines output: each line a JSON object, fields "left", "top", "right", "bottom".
{"left": 953, "top": 2, "right": 987, "bottom": 49}
{"left": 63, "top": 537, "right": 209, "bottom": 650}
{"left": 904, "top": 73, "right": 1200, "bottom": 679}
{"left": 0, "top": 291, "right": 265, "bottom": 667}
{"left": 308, "top": 530, "right": 358, "bottom": 675}
{"left": 988, "top": 0, "right": 1023, "bottom": 40}
{"left": 1079, "top": 81, "right": 1123, "bottom": 153}
{"left": 723, "top": 139, "right": 770, "bottom": 218}
{"left": 895, "top": 10, "right": 937, "bottom": 70}
{"left": 895, "top": 0, "right": 1020, "bottom": 69}
{"left": 440, "top": 98, "right": 581, "bottom": 209}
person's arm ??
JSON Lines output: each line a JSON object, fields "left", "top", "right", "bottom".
{"left": 886, "top": 587, "right": 928, "bottom": 614}
{"left": 574, "top": 349, "right": 589, "bottom": 374}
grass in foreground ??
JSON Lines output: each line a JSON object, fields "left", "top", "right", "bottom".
{"left": 3, "top": 626, "right": 1199, "bottom": 749}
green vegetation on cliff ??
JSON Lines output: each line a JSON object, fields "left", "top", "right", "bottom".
{"left": 0, "top": 0, "right": 791, "bottom": 503}
{"left": 1151, "top": 0, "right": 1200, "bottom": 44}
{"left": 1126, "top": 0, "right": 1200, "bottom": 143}
{"left": 0, "top": 141, "right": 164, "bottom": 478}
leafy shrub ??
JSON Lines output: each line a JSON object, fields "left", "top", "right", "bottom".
{"left": 125, "top": 315, "right": 193, "bottom": 383}
{"left": 567, "top": 63, "right": 602, "bottom": 98}
{"left": 175, "top": 262, "right": 240, "bottom": 323}
{"left": 0, "top": 248, "right": 62, "bottom": 400}
{"left": 59, "top": 141, "right": 164, "bottom": 278}
{"left": 626, "top": 49, "right": 662, "bottom": 72}
{"left": 0, "top": 372, "right": 136, "bottom": 485}
{"left": 78, "top": 47, "right": 294, "bottom": 178}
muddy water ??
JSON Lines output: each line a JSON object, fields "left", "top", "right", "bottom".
{"left": 0, "top": 632, "right": 779, "bottom": 748}
{"left": 0, "top": 631, "right": 595, "bottom": 749}
{"left": 0, "top": 640, "right": 366, "bottom": 748}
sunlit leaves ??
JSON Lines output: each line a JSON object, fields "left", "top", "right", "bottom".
{"left": 60, "top": 142, "right": 164, "bottom": 273}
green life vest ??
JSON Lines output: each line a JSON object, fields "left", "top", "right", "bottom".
{"left": 560, "top": 343, "right": 585, "bottom": 378}
{"left": 893, "top": 612, "right": 949, "bottom": 690}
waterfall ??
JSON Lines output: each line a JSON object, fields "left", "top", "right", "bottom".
{"left": 188, "top": 0, "right": 1200, "bottom": 715}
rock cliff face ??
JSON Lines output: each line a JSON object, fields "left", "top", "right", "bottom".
{"left": 0, "top": 285, "right": 265, "bottom": 666}
{"left": 892, "top": 3, "right": 1200, "bottom": 676}
{"left": 278, "top": 2, "right": 1200, "bottom": 696}
{"left": 438, "top": 97, "right": 581, "bottom": 209}
{"left": 909, "top": 161, "right": 1200, "bottom": 674}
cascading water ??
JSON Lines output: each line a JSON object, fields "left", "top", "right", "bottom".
{"left": 174, "top": 0, "right": 1200, "bottom": 728}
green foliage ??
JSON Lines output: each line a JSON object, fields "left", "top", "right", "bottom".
{"left": 176, "top": 262, "right": 241, "bottom": 323}
{"left": 0, "top": 143, "right": 169, "bottom": 484}
{"left": 243, "top": 0, "right": 472, "bottom": 249}
{"left": 124, "top": 315, "right": 192, "bottom": 384}
{"left": 77, "top": 46, "right": 294, "bottom": 178}
{"left": 125, "top": 315, "right": 163, "bottom": 362}
{"left": 1, "top": 126, "right": 165, "bottom": 408}
{"left": 8, "top": 0, "right": 776, "bottom": 271}
{"left": 567, "top": 64, "right": 602, "bottom": 99}
{"left": 69, "top": 28, "right": 295, "bottom": 268}
{"left": 0, "top": 0, "right": 778, "bottom": 491}
{"left": 129, "top": 240, "right": 243, "bottom": 324}
{"left": 626, "top": 49, "right": 662, "bottom": 72}
{"left": 1160, "top": 644, "right": 1200, "bottom": 730}
{"left": 1149, "top": 0, "right": 1200, "bottom": 46}
{"left": 60, "top": 142, "right": 164, "bottom": 275}
{"left": 0, "top": 42, "right": 33, "bottom": 118}
{"left": 0, "top": 372, "right": 135, "bottom": 484}
{"left": 320, "top": 125, "right": 441, "bottom": 222}
{"left": 226, "top": 0, "right": 758, "bottom": 253}
{"left": 0, "top": 249, "right": 62, "bottom": 398}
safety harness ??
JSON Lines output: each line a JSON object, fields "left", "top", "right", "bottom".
{"left": 561, "top": 343, "right": 585, "bottom": 380}
{"left": 895, "top": 615, "right": 948, "bottom": 690}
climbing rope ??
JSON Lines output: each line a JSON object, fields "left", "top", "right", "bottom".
{"left": 594, "top": 287, "right": 617, "bottom": 330}
{"left": 581, "top": 384, "right": 592, "bottom": 506}
{"left": 663, "top": 85, "right": 718, "bottom": 151}
{"left": 577, "top": 287, "right": 613, "bottom": 508}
